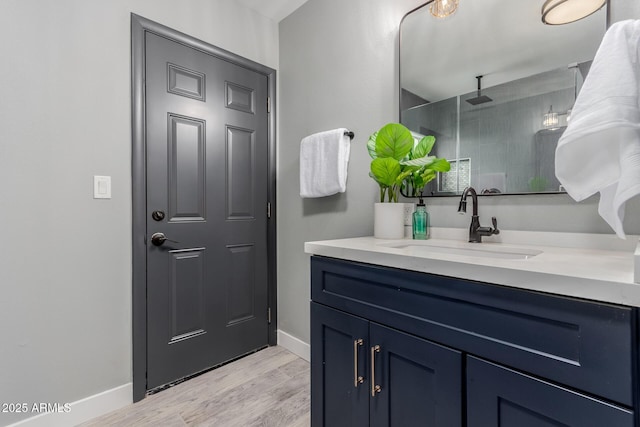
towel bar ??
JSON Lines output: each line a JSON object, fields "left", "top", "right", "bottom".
{"left": 344, "top": 131, "right": 355, "bottom": 140}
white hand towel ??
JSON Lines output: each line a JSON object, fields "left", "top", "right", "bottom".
{"left": 300, "top": 128, "right": 351, "bottom": 198}
{"left": 555, "top": 20, "right": 640, "bottom": 239}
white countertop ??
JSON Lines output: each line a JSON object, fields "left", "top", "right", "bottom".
{"left": 305, "top": 228, "right": 640, "bottom": 307}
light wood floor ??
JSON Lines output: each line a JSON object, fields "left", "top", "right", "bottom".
{"left": 79, "top": 346, "right": 310, "bottom": 427}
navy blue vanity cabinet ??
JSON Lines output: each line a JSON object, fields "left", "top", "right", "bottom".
{"left": 311, "top": 303, "right": 369, "bottom": 427}
{"left": 310, "top": 255, "right": 637, "bottom": 427}
{"left": 311, "top": 303, "right": 462, "bottom": 427}
{"left": 466, "top": 356, "right": 634, "bottom": 427}
{"left": 368, "top": 321, "right": 462, "bottom": 427}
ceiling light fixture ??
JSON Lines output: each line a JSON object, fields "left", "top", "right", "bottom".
{"left": 541, "top": 0, "right": 606, "bottom": 25}
{"left": 430, "top": 0, "right": 459, "bottom": 19}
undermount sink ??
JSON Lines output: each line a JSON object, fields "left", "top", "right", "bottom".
{"left": 380, "top": 240, "right": 542, "bottom": 260}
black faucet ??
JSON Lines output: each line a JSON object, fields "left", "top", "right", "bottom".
{"left": 458, "top": 186, "right": 500, "bottom": 243}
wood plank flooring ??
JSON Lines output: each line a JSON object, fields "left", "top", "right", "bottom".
{"left": 79, "top": 346, "right": 310, "bottom": 427}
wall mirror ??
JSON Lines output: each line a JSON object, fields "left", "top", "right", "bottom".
{"left": 400, "top": 0, "right": 607, "bottom": 196}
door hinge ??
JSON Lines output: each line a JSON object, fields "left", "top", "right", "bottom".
{"left": 267, "top": 97, "right": 271, "bottom": 113}
{"left": 267, "top": 202, "right": 271, "bottom": 219}
{"left": 268, "top": 307, "right": 272, "bottom": 324}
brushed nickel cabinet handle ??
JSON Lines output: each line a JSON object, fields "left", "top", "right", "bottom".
{"left": 371, "top": 345, "right": 381, "bottom": 397}
{"left": 354, "top": 339, "right": 364, "bottom": 387}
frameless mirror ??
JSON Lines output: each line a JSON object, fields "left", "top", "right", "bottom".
{"left": 400, "top": 0, "right": 607, "bottom": 195}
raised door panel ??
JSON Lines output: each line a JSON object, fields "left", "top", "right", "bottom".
{"left": 225, "top": 244, "right": 256, "bottom": 325}
{"left": 370, "top": 323, "right": 462, "bottom": 427}
{"left": 167, "top": 114, "right": 206, "bottom": 221}
{"left": 466, "top": 356, "right": 634, "bottom": 427}
{"left": 168, "top": 63, "right": 206, "bottom": 101}
{"left": 311, "top": 303, "right": 369, "bottom": 427}
{"left": 226, "top": 126, "right": 255, "bottom": 219}
{"left": 168, "top": 248, "right": 206, "bottom": 342}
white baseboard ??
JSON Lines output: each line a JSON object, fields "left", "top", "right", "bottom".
{"left": 7, "top": 383, "right": 132, "bottom": 427}
{"left": 277, "top": 330, "right": 310, "bottom": 362}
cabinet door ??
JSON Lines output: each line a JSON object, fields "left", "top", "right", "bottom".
{"left": 370, "top": 323, "right": 462, "bottom": 427}
{"left": 467, "top": 356, "right": 634, "bottom": 427}
{"left": 311, "top": 303, "right": 369, "bottom": 427}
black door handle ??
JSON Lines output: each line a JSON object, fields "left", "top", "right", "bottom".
{"left": 150, "top": 232, "right": 178, "bottom": 247}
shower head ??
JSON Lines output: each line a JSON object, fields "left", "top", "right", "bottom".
{"left": 466, "top": 75, "right": 493, "bottom": 105}
{"left": 466, "top": 95, "right": 493, "bottom": 105}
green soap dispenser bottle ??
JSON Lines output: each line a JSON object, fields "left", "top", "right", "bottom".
{"left": 412, "top": 198, "right": 429, "bottom": 240}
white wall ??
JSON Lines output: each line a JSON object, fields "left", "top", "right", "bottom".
{"left": 277, "top": 0, "right": 428, "bottom": 345}
{"left": 611, "top": 0, "right": 640, "bottom": 23}
{"left": 277, "top": 0, "right": 640, "bottom": 347}
{"left": 0, "top": 1, "right": 277, "bottom": 425}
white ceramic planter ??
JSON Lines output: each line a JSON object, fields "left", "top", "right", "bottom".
{"left": 374, "top": 202, "right": 405, "bottom": 239}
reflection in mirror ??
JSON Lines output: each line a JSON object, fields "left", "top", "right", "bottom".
{"left": 400, "top": 0, "right": 607, "bottom": 196}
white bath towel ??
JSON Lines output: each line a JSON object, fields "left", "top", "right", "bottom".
{"left": 555, "top": 20, "right": 640, "bottom": 239}
{"left": 299, "top": 128, "right": 351, "bottom": 198}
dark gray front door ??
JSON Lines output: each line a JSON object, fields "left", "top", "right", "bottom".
{"left": 144, "top": 32, "right": 269, "bottom": 389}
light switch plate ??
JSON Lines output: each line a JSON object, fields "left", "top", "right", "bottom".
{"left": 94, "top": 176, "right": 111, "bottom": 199}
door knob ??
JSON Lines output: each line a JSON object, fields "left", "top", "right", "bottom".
{"left": 150, "top": 232, "right": 178, "bottom": 247}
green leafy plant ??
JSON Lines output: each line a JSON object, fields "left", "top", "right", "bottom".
{"left": 368, "top": 123, "right": 451, "bottom": 202}
{"left": 528, "top": 176, "right": 549, "bottom": 192}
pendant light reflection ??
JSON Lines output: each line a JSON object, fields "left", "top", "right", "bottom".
{"left": 430, "top": 0, "right": 459, "bottom": 19}
{"left": 541, "top": 0, "right": 606, "bottom": 25}
{"left": 543, "top": 106, "right": 559, "bottom": 129}
{"left": 542, "top": 105, "right": 573, "bottom": 130}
